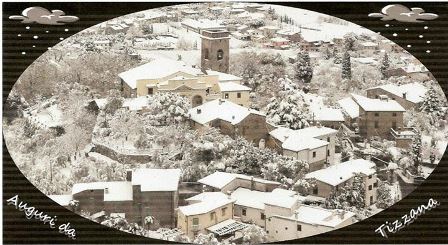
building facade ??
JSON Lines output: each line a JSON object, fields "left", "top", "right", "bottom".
{"left": 351, "top": 94, "right": 405, "bottom": 140}
{"left": 201, "top": 29, "right": 230, "bottom": 73}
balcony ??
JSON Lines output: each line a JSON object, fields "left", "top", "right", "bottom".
{"left": 390, "top": 127, "right": 416, "bottom": 140}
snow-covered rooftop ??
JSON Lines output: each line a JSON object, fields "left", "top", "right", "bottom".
{"left": 282, "top": 205, "right": 355, "bottom": 227}
{"left": 187, "top": 99, "right": 264, "bottom": 125}
{"left": 305, "top": 159, "right": 376, "bottom": 186}
{"left": 185, "top": 192, "right": 229, "bottom": 203}
{"left": 270, "top": 126, "right": 336, "bottom": 152}
{"left": 351, "top": 94, "right": 406, "bottom": 112}
{"left": 178, "top": 197, "right": 234, "bottom": 216}
{"left": 181, "top": 18, "right": 225, "bottom": 30}
{"left": 369, "top": 82, "right": 428, "bottom": 104}
{"left": 271, "top": 37, "right": 289, "bottom": 42}
{"left": 205, "top": 70, "right": 242, "bottom": 82}
{"left": 265, "top": 188, "right": 301, "bottom": 209}
{"left": 198, "top": 171, "right": 280, "bottom": 190}
{"left": 118, "top": 57, "right": 202, "bottom": 89}
{"left": 231, "top": 188, "right": 269, "bottom": 210}
{"left": 312, "top": 107, "right": 345, "bottom": 122}
{"left": 218, "top": 82, "right": 251, "bottom": 92}
{"left": 48, "top": 194, "right": 73, "bottom": 206}
{"left": 132, "top": 168, "right": 181, "bottom": 192}
{"left": 72, "top": 181, "right": 133, "bottom": 202}
{"left": 230, "top": 187, "right": 300, "bottom": 210}
{"left": 337, "top": 97, "right": 359, "bottom": 119}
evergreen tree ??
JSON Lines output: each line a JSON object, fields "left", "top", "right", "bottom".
{"left": 294, "top": 51, "right": 313, "bottom": 83}
{"left": 341, "top": 51, "right": 352, "bottom": 80}
{"left": 419, "top": 86, "right": 446, "bottom": 123}
{"left": 411, "top": 131, "right": 422, "bottom": 174}
{"left": 380, "top": 53, "right": 390, "bottom": 79}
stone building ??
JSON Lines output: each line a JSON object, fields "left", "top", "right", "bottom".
{"left": 366, "top": 82, "right": 428, "bottom": 110}
{"left": 118, "top": 58, "right": 250, "bottom": 107}
{"left": 266, "top": 205, "right": 355, "bottom": 241}
{"left": 198, "top": 171, "right": 281, "bottom": 193}
{"left": 52, "top": 168, "right": 182, "bottom": 227}
{"left": 305, "top": 159, "right": 378, "bottom": 207}
{"left": 351, "top": 94, "right": 406, "bottom": 140}
{"left": 267, "top": 126, "right": 337, "bottom": 171}
{"left": 177, "top": 193, "right": 237, "bottom": 239}
{"left": 201, "top": 29, "right": 230, "bottom": 73}
{"left": 187, "top": 99, "right": 268, "bottom": 145}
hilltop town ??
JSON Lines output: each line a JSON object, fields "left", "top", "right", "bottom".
{"left": 4, "top": 3, "right": 448, "bottom": 244}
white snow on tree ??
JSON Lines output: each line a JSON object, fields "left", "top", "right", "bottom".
{"left": 241, "top": 224, "right": 268, "bottom": 245}
{"left": 144, "top": 92, "right": 190, "bottom": 126}
{"left": 324, "top": 173, "right": 366, "bottom": 210}
{"left": 193, "top": 233, "right": 220, "bottom": 245}
{"left": 419, "top": 86, "right": 446, "bottom": 125}
{"left": 265, "top": 89, "right": 311, "bottom": 130}
{"left": 294, "top": 51, "right": 313, "bottom": 84}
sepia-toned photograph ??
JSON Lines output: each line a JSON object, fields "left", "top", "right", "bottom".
{"left": 3, "top": 2, "right": 448, "bottom": 244}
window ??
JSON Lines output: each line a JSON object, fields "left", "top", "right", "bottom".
{"left": 368, "top": 175, "right": 372, "bottom": 179}
{"left": 285, "top": 227, "right": 288, "bottom": 230}
{"left": 392, "top": 121, "right": 397, "bottom": 129}
{"left": 327, "top": 137, "right": 330, "bottom": 142}
{"left": 217, "top": 49, "right": 224, "bottom": 60}
{"left": 221, "top": 207, "right": 227, "bottom": 216}
{"left": 374, "top": 112, "right": 379, "bottom": 117}
{"left": 368, "top": 185, "right": 372, "bottom": 191}
{"left": 210, "top": 212, "right": 216, "bottom": 221}
{"left": 242, "top": 208, "right": 247, "bottom": 216}
{"left": 327, "top": 149, "right": 330, "bottom": 157}
{"left": 374, "top": 181, "right": 378, "bottom": 188}
{"left": 374, "top": 121, "right": 379, "bottom": 128}
{"left": 297, "top": 224, "right": 302, "bottom": 231}
{"left": 370, "top": 196, "right": 374, "bottom": 205}
{"left": 147, "top": 88, "right": 154, "bottom": 95}
{"left": 312, "top": 151, "right": 316, "bottom": 158}
{"left": 224, "top": 93, "right": 229, "bottom": 99}
{"left": 261, "top": 213, "right": 265, "bottom": 220}
{"left": 237, "top": 92, "right": 241, "bottom": 98}
{"left": 313, "top": 186, "right": 318, "bottom": 195}
{"left": 193, "top": 218, "right": 199, "bottom": 226}
{"left": 392, "top": 112, "right": 397, "bottom": 117}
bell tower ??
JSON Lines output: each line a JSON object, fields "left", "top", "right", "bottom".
{"left": 201, "top": 29, "right": 230, "bottom": 73}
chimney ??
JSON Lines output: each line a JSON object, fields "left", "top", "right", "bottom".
{"left": 104, "top": 187, "right": 109, "bottom": 194}
{"left": 197, "top": 108, "right": 202, "bottom": 114}
{"left": 250, "top": 177, "right": 255, "bottom": 191}
{"left": 232, "top": 115, "right": 235, "bottom": 120}
{"left": 126, "top": 169, "right": 132, "bottom": 182}
{"left": 402, "top": 92, "right": 407, "bottom": 99}
{"left": 219, "top": 99, "right": 224, "bottom": 105}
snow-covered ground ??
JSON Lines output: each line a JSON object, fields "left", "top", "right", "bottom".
{"left": 23, "top": 103, "right": 64, "bottom": 129}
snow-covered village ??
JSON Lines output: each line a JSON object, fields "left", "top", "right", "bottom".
{"left": 3, "top": 3, "right": 448, "bottom": 244}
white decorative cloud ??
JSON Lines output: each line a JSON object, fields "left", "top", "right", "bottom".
{"left": 9, "top": 7, "right": 79, "bottom": 25}
{"left": 369, "top": 4, "right": 438, "bottom": 23}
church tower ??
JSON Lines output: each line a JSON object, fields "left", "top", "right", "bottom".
{"left": 200, "top": 29, "right": 230, "bottom": 73}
